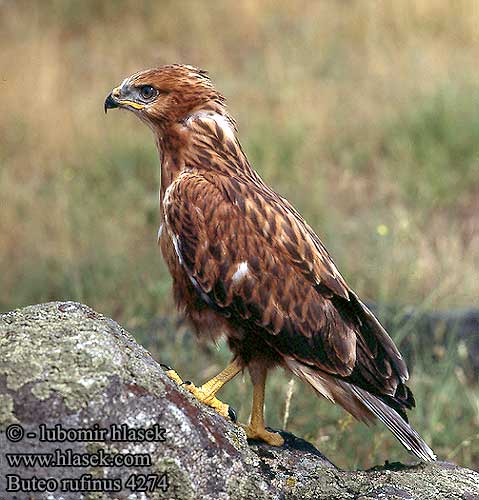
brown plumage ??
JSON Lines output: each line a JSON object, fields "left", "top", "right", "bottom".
{"left": 105, "top": 64, "right": 435, "bottom": 461}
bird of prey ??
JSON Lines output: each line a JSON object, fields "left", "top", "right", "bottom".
{"left": 105, "top": 64, "right": 436, "bottom": 461}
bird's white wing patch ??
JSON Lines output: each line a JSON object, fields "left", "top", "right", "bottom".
{"left": 170, "top": 233, "right": 184, "bottom": 265}
{"left": 232, "top": 261, "right": 249, "bottom": 283}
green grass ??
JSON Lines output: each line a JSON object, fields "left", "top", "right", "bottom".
{"left": 381, "top": 86, "right": 479, "bottom": 209}
{"left": 0, "top": 0, "right": 478, "bottom": 471}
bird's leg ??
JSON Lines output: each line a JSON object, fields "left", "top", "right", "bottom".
{"left": 243, "top": 365, "right": 284, "bottom": 446}
{"left": 163, "top": 359, "right": 242, "bottom": 420}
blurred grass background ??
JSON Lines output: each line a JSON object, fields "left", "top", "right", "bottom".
{"left": 0, "top": 0, "right": 478, "bottom": 469}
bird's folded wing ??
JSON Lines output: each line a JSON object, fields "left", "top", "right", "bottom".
{"left": 164, "top": 171, "right": 407, "bottom": 388}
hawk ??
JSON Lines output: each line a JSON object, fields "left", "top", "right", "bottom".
{"left": 105, "top": 64, "right": 435, "bottom": 461}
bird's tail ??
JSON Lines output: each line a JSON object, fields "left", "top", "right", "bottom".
{"left": 348, "top": 384, "right": 436, "bottom": 462}
{"left": 285, "top": 358, "right": 436, "bottom": 462}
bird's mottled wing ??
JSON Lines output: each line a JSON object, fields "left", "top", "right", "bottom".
{"left": 164, "top": 171, "right": 408, "bottom": 393}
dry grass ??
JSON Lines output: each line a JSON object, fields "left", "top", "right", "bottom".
{"left": 1, "top": 0, "right": 478, "bottom": 469}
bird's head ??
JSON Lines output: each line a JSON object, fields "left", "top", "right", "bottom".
{"left": 104, "top": 64, "right": 225, "bottom": 131}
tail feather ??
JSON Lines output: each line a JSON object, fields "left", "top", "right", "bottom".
{"left": 285, "top": 357, "right": 436, "bottom": 462}
{"left": 348, "top": 385, "right": 436, "bottom": 462}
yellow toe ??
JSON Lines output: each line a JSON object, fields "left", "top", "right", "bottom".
{"left": 243, "top": 424, "right": 284, "bottom": 446}
{"left": 164, "top": 369, "right": 184, "bottom": 385}
{"left": 181, "top": 382, "right": 233, "bottom": 420}
{"left": 162, "top": 368, "right": 235, "bottom": 421}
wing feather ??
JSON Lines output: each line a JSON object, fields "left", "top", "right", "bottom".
{"left": 164, "top": 171, "right": 408, "bottom": 398}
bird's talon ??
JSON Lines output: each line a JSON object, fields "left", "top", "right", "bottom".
{"left": 228, "top": 406, "right": 237, "bottom": 422}
{"left": 160, "top": 363, "right": 172, "bottom": 371}
{"left": 180, "top": 380, "right": 192, "bottom": 386}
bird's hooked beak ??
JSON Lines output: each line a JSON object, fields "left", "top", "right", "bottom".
{"left": 104, "top": 92, "right": 119, "bottom": 113}
{"left": 104, "top": 86, "right": 145, "bottom": 114}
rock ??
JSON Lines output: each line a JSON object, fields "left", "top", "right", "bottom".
{"left": 0, "top": 301, "right": 477, "bottom": 500}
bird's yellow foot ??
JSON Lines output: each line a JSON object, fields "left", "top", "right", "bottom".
{"left": 242, "top": 424, "right": 285, "bottom": 446}
{"left": 161, "top": 365, "right": 237, "bottom": 422}
{"left": 181, "top": 381, "right": 234, "bottom": 420}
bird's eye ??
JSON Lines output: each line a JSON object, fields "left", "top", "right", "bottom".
{"left": 140, "top": 85, "right": 157, "bottom": 100}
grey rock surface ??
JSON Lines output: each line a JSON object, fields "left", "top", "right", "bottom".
{"left": 0, "top": 301, "right": 477, "bottom": 500}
